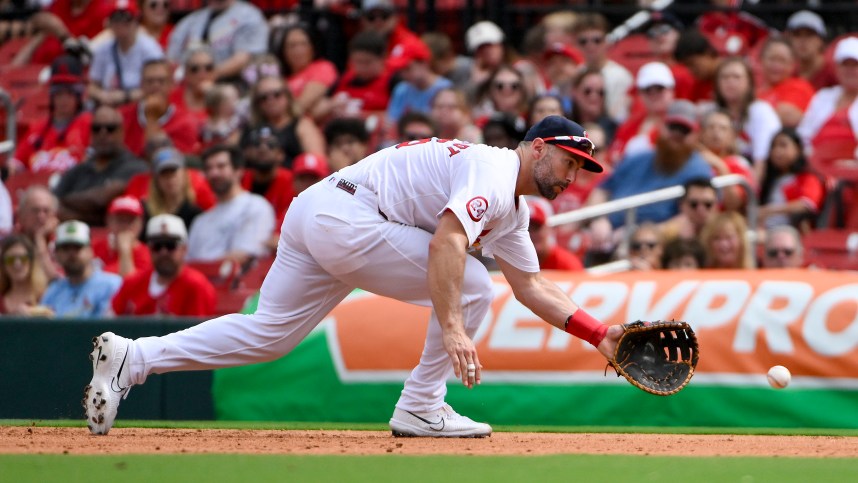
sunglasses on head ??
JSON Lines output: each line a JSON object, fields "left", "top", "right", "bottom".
{"left": 255, "top": 90, "right": 284, "bottom": 103}
{"left": 148, "top": 239, "right": 180, "bottom": 252}
{"left": 187, "top": 63, "right": 214, "bottom": 74}
{"left": 577, "top": 35, "right": 604, "bottom": 47}
{"left": 4, "top": 254, "right": 29, "bottom": 266}
{"left": 364, "top": 10, "right": 391, "bottom": 22}
{"left": 630, "top": 240, "right": 658, "bottom": 251}
{"left": 493, "top": 81, "right": 521, "bottom": 92}
{"left": 542, "top": 135, "right": 596, "bottom": 157}
{"left": 766, "top": 248, "right": 795, "bottom": 258}
{"left": 91, "top": 123, "right": 120, "bottom": 134}
{"left": 687, "top": 199, "right": 714, "bottom": 210}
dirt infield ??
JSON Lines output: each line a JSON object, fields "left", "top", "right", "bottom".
{"left": 2, "top": 426, "right": 857, "bottom": 457}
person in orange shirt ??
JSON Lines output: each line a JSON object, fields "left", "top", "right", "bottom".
{"left": 526, "top": 197, "right": 583, "bottom": 271}
{"left": 757, "top": 37, "right": 816, "bottom": 128}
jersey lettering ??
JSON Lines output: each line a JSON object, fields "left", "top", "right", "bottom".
{"left": 395, "top": 138, "right": 432, "bottom": 149}
{"left": 396, "top": 138, "right": 473, "bottom": 158}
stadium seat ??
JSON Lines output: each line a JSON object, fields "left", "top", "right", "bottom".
{"left": 213, "top": 287, "right": 257, "bottom": 315}
{"left": 238, "top": 255, "right": 274, "bottom": 290}
{"left": 0, "top": 37, "right": 30, "bottom": 65}
{"left": 607, "top": 33, "right": 657, "bottom": 75}
{"left": 4, "top": 170, "right": 56, "bottom": 210}
{"left": 187, "top": 259, "right": 241, "bottom": 289}
{"left": 802, "top": 229, "right": 858, "bottom": 270}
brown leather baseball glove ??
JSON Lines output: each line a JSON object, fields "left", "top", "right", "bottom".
{"left": 608, "top": 320, "right": 699, "bottom": 396}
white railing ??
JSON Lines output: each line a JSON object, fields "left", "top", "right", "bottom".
{"left": 552, "top": 174, "right": 758, "bottom": 269}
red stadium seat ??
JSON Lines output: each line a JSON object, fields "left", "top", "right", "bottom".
{"left": 4, "top": 170, "right": 56, "bottom": 210}
{"left": 187, "top": 259, "right": 241, "bottom": 289}
{"left": 607, "top": 33, "right": 658, "bottom": 76}
{"left": 803, "top": 229, "right": 858, "bottom": 270}
{"left": 213, "top": 287, "right": 257, "bottom": 315}
{"left": 238, "top": 255, "right": 274, "bottom": 290}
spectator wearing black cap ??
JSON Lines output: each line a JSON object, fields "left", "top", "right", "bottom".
{"left": 53, "top": 104, "right": 148, "bottom": 226}
{"left": 11, "top": 55, "right": 91, "bottom": 174}
{"left": 88, "top": 0, "right": 164, "bottom": 107}
{"left": 239, "top": 126, "right": 295, "bottom": 225}
{"left": 572, "top": 13, "right": 633, "bottom": 123}
{"left": 784, "top": 10, "right": 836, "bottom": 90}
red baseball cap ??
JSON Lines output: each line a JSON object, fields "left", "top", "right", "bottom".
{"left": 524, "top": 116, "right": 603, "bottom": 173}
{"left": 108, "top": 196, "right": 144, "bottom": 217}
{"left": 293, "top": 153, "right": 330, "bottom": 178}
{"left": 397, "top": 39, "right": 432, "bottom": 64}
{"left": 108, "top": 0, "right": 140, "bottom": 18}
{"left": 526, "top": 198, "right": 549, "bottom": 226}
{"left": 543, "top": 42, "right": 584, "bottom": 64}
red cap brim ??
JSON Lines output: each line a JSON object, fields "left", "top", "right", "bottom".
{"left": 555, "top": 144, "right": 604, "bottom": 173}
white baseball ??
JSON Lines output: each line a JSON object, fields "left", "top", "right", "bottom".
{"left": 767, "top": 365, "right": 791, "bottom": 389}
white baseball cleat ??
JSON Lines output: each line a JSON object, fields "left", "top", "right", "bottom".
{"left": 389, "top": 403, "right": 492, "bottom": 438}
{"left": 83, "top": 332, "right": 132, "bottom": 435}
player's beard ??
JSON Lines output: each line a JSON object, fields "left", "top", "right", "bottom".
{"left": 654, "top": 136, "right": 694, "bottom": 175}
{"left": 534, "top": 152, "right": 567, "bottom": 200}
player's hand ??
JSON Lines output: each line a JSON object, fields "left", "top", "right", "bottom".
{"left": 596, "top": 324, "right": 623, "bottom": 360}
{"left": 441, "top": 327, "right": 481, "bottom": 389}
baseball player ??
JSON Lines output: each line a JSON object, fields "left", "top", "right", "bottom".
{"left": 85, "top": 116, "right": 624, "bottom": 437}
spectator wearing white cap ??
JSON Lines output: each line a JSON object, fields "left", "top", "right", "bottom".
{"left": 607, "top": 62, "right": 675, "bottom": 166}
{"left": 572, "top": 13, "right": 633, "bottom": 123}
{"left": 41, "top": 220, "right": 123, "bottom": 318}
{"left": 92, "top": 196, "right": 152, "bottom": 278}
{"left": 466, "top": 20, "right": 506, "bottom": 88}
{"left": 797, "top": 36, "right": 858, "bottom": 167}
{"left": 112, "top": 214, "right": 216, "bottom": 316}
{"left": 784, "top": 10, "right": 837, "bottom": 90}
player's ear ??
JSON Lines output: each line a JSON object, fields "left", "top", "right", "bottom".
{"left": 530, "top": 138, "right": 546, "bottom": 157}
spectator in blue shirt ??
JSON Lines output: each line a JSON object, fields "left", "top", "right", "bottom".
{"left": 40, "top": 220, "right": 122, "bottom": 318}
{"left": 586, "top": 100, "right": 713, "bottom": 252}
{"left": 385, "top": 39, "right": 452, "bottom": 134}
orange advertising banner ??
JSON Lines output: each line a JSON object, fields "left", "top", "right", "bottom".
{"left": 326, "top": 269, "right": 858, "bottom": 388}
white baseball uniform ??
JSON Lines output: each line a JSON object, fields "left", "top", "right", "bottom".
{"left": 125, "top": 138, "right": 540, "bottom": 412}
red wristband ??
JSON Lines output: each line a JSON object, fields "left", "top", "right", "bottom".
{"left": 564, "top": 309, "right": 608, "bottom": 347}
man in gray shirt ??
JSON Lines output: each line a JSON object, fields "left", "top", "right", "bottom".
{"left": 166, "top": 0, "right": 268, "bottom": 81}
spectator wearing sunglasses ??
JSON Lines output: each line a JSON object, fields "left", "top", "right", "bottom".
{"left": 239, "top": 126, "right": 294, "bottom": 228}
{"left": 0, "top": 236, "right": 53, "bottom": 316}
{"left": 170, "top": 48, "right": 217, "bottom": 127}
{"left": 89, "top": 0, "right": 164, "bottom": 108}
{"left": 627, "top": 223, "right": 663, "bottom": 271}
{"left": 359, "top": 0, "right": 422, "bottom": 73}
{"left": 53, "top": 105, "right": 148, "bottom": 226}
{"left": 473, "top": 65, "right": 530, "bottom": 125}
{"left": 112, "top": 213, "right": 216, "bottom": 316}
{"left": 41, "top": 220, "right": 123, "bottom": 317}
{"left": 661, "top": 178, "right": 720, "bottom": 242}
{"left": 696, "top": 109, "right": 755, "bottom": 211}
{"left": 569, "top": 69, "right": 616, "bottom": 148}
{"left": 396, "top": 112, "right": 436, "bottom": 144}
{"left": 11, "top": 55, "right": 92, "bottom": 175}
{"left": 572, "top": 13, "right": 633, "bottom": 123}
{"left": 140, "top": 0, "right": 173, "bottom": 49}
{"left": 637, "top": 11, "right": 694, "bottom": 101}
{"left": 586, "top": 100, "right": 712, "bottom": 253}
{"left": 761, "top": 225, "right": 804, "bottom": 269}
{"left": 120, "top": 59, "right": 201, "bottom": 157}
{"left": 166, "top": 0, "right": 268, "bottom": 81}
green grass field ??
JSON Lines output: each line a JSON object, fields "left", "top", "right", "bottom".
{"left": 3, "top": 420, "right": 858, "bottom": 483}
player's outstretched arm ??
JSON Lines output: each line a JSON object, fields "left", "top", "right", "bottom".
{"left": 496, "top": 256, "right": 617, "bottom": 356}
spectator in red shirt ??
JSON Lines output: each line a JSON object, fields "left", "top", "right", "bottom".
{"left": 639, "top": 11, "right": 695, "bottom": 101}
{"left": 674, "top": 30, "right": 721, "bottom": 104}
{"left": 271, "top": 23, "right": 338, "bottom": 118}
{"left": 291, "top": 152, "right": 330, "bottom": 196}
{"left": 112, "top": 213, "right": 216, "bottom": 316}
{"left": 758, "top": 129, "right": 824, "bottom": 232}
{"left": 526, "top": 197, "right": 583, "bottom": 271}
{"left": 92, "top": 195, "right": 151, "bottom": 277}
{"left": 359, "top": 0, "right": 422, "bottom": 72}
{"left": 330, "top": 31, "right": 397, "bottom": 117}
{"left": 120, "top": 59, "right": 200, "bottom": 157}
{"left": 11, "top": 55, "right": 91, "bottom": 174}
{"left": 694, "top": 0, "right": 770, "bottom": 57}
{"left": 784, "top": 10, "right": 837, "bottom": 91}
{"left": 169, "top": 47, "right": 216, "bottom": 128}
{"left": 15, "top": 0, "right": 111, "bottom": 66}
{"left": 239, "top": 126, "right": 294, "bottom": 225}
{"left": 757, "top": 38, "right": 816, "bottom": 129}
{"left": 697, "top": 109, "right": 756, "bottom": 210}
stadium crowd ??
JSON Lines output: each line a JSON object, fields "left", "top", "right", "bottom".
{"left": 0, "top": 0, "right": 855, "bottom": 318}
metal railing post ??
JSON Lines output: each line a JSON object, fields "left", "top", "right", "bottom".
{"left": 0, "top": 88, "right": 15, "bottom": 157}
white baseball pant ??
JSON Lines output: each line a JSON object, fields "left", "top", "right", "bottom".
{"left": 125, "top": 175, "right": 493, "bottom": 412}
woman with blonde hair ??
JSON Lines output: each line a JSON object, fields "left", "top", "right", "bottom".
{"left": 0, "top": 235, "right": 52, "bottom": 316}
{"left": 142, "top": 147, "right": 203, "bottom": 237}
{"left": 246, "top": 75, "right": 325, "bottom": 169}
{"left": 700, "top": 211, "right": 755, "bottom": 269}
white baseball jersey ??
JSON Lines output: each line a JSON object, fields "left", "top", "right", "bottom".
{"left": 339, "top": 138, "right": 540, "bottom": 273}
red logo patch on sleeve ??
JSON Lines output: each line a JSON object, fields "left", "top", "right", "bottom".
{"left": 466, "top": 196, "right": 488, "bottom": 222}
